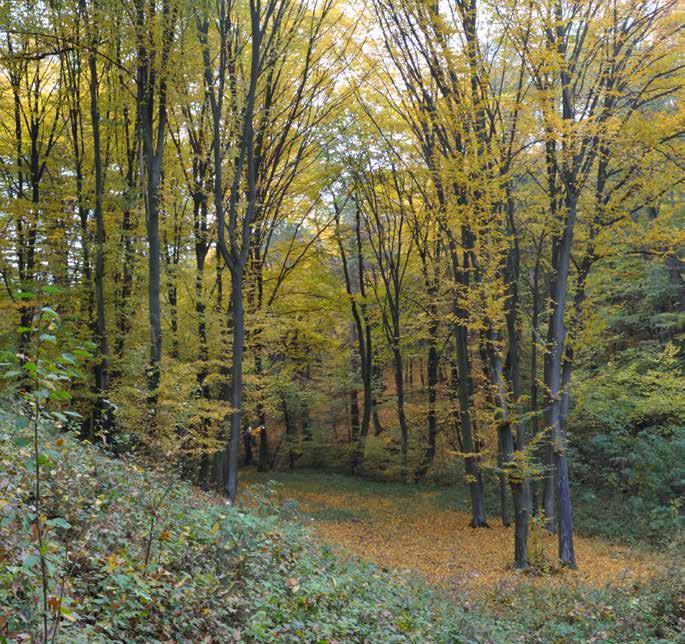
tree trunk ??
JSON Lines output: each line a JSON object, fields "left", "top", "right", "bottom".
{"left": 497, "top": 426, "right": 511, "bottom": 527}
{"left": 545, "top": 192, "right": 578, "bottom": 568}
{"left": 282, "top": 396, "right": 297, "bottom": 470}
{"left": 391, "top": 340, "right": 410, "bottom": 483}
{"left": 145, "top": 166, "right": 163, "bottom": 410}
{"left": 254, "top": 348, "right": 269, "bottom": 472}
{"left": 455, "top": 326, "right": 487, "bottom": 527}
{"left": 372, "top": 352, "right": 385, "bottom": 436}
{"left": 224, "top": 268, "right": 244, "bottom": 502}
{"left": 414, "top": 337, "right": 438, "bottom": 482}
{"left": 88, "top": 44, "right": 112, "bottom": 436}
{"left": 350, "top": 388, "right": 361, "bottom": 443}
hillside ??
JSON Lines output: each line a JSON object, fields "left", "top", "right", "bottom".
{"left": 1, "top": 408, "right": 683, "bottom": 642}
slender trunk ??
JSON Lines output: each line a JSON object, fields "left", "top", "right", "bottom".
{"left": 169, "top": 285, "right": 179, "bottom": 359}
{"left": 372, "top": 352, "right": 385, "bottom": 436}
{"left": 213, "top": 285, "right": 231, "bottom": 489}
{"left": 349, "top": 323, "right": 361, "bottom": 443}
{"left": 194, "top": 199, "right": 209, "bottom": 387}
{"left": 302, "top": 364, "right": 312, "bottom": 441}
{"left": 10, "top": 71, "right": 29, "bottom": 361}
{"left": 529, "top": 257, "right": 542, "bottom": 515}
{"left": 249, "top": 258, "right": 269, "bottom": 472}
{"left": 502, "top": 195, "right": 531, "bottom": 567}
{"left": 254, "top": 332, "right": 269, "bottom": 471}
{"left": 89, "top": 44, "right": 112, "bottom": 436}
{"left": 480, "top": 332, "right": 510, "bottom": 528}
{"left": 137, "top": 0, "right": 174, "bottom": 414}
{"left": 224, "top": 268, "right": 244, "bottom": 501}
{"left": 350, "top": 389, "right": 361, "bottom": 443}
{"left": 115, "top": 205, "right": 135, "bottom": 361}
{"left": 163, "top": 232, "right": 179, "bottom": 359}
{"left": 545, "top": 193, "right": 577, "bottom": 567}
{"left": 415, "top": 337, "right": 438, "bottom": 482}
{"left": 243, "top": 430, "right": 254, "bottom": 466}
{"left": 193, "top": 200, "right": 211, "bottom": 474}
{"left": 543, "top": 257, "right": 557, "bottom": 533}
{"left": 282, "top": 396, "right": 297, "bottom": 470}
{"left": 217, "top": 256, "right": 231, "bottom": 402}
{"left": 497, "top": 427, "right": 511, "bottom": 527}
{"left": 113, "top": 32, "right": 138, "bottom": 367}
{"left": 392, "top": 339, "right": 409, "bottom": 483}
{"left": 18, "top": 127, "right": 40, "bottom": 362}
{"left": 448, "top": 230, "right": 487, "bottom": 527}
{"left": 447, "top": 357, "right": 464, "bottom": 451}
{"left": 145, "top": 166, "right": 162, "bottom": 409}
{"left": 352, "top": 317, "right": 373, "bottom": 472}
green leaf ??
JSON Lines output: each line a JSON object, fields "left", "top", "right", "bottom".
{"left": 3, "top": 370, "right": 22, "bottom": 379}
{"left": 36, "top": 453, "right": 56, "bottom": 468}
{"left": 46, "top": 517, "right": 72, "bottom": 530}
{"left": 22, "top": 554, "right": 41, "bottom": 570}
{"left": 49, "top": 389, "right": 71, "bottom": 403}
{"left": 52, "top": 411, "right": 69, "bottom": 423}
{"left": 14, "top": 436, "right": 31, "bottom": 448}
{"left": 39, "top": 333, "right": 57, "bottom": 343}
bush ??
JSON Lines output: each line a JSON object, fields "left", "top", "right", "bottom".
{"left": 2, "top": 402, "right": 682, "bottom": 642}
{"left": 0, "top": 404, "right": 511, "bottom": 642}
{"left": 570, "top": 343, "right": 685, "bottom": 543}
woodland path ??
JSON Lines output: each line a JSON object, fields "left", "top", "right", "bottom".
{"left": 241, "top": 470, "right": 665, "bottom": 598}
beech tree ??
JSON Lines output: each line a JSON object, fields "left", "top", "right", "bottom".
{"left": 0, "top": 0, "right": 681, "bottom": 574}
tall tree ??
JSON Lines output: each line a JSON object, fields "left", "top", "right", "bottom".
{"left": 134, "top": 0, "right": 177, "bottom": 413}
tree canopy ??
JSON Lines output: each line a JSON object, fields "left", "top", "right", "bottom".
{"left": 0, "top": 0, "right": 683, "bottom": 611}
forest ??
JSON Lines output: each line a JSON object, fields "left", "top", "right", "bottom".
{"left": 0, "top": 0, "right": 683, "bottom": 641}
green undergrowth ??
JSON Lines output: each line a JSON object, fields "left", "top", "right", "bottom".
{"left": 0, "top": 406, "right": 509, "bottom": 642}
{"left": 1, "top": 407, "right": 683, "bottom": 642}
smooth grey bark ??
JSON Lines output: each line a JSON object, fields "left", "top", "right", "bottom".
{"left": 412, "top": 222, "right": 441, "bottom": 483}
{"left": 112, "top": 30, "right": 138, "bottom": 366}
{"left": 447, "top": 234, "right": 488, "bottom": 528}
{"left": 414, "top": 337, "right": 438, "bottom": 482}
{"left": 87, "top": 25, "right": 112, "bottom": 436}
{"left": 544, "top": 189, "right": 578, "bottom": 567}
{"left": 335, "top": 201, "right": 373, "bottom": 473}
{"left": 136, "top": 0, "right": 175, "bottom": 411}
{"left": 223, "top": 268, "right": 244, "bottom": 500}
{"left": 200, "top": 0, "right": 265, "bottom": 501}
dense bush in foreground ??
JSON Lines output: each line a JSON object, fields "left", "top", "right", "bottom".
{"left": 0, "top": 406, "right": 501, "bottom": 642}
{"left": 1, "top": 406, "right": 683, "bottom": 642}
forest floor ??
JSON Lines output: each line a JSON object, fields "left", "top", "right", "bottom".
{"left": 241, "top": 469, "right": 666, "bottom": 600}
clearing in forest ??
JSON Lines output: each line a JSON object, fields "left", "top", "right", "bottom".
{"left": 242, "top": 470, "right": 665, "bottom": 597}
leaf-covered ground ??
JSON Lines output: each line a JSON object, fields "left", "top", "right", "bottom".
{"left": 241, "top": 470, "right": 668, "bottom": 597}
{"left": 2, "top": 410, "right": 683, "bottom": 642}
